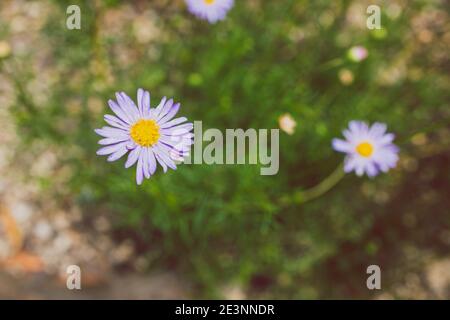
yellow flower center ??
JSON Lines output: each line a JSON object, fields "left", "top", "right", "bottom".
{"left": 204, "top": 0, "right": 215, "bottom": 4}
{"left": 130, "top": 119, "right": 160, "bottom": 147}
{"left": 356, "top": 141, "right": 374, "bottom": 157}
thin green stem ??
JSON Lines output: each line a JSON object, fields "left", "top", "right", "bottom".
{"left": 292, "top": 162, "right": 345, "bottom": 204}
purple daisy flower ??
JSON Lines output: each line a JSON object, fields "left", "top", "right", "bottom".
{"left": 185, "top": 0, "right": 234, "bottom": 24}
{"left": 332, "top": 121, "right": 399, "bottom": 177}
{"left": 95, "top": 89, "right": 194, "bottom": 185}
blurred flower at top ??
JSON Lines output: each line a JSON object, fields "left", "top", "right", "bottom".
{"left": 345, "top": 2, "right": 367, "bottom": 29}
{"left": 95, "top": 89, "right": 194, "bottom": 185}
{"left": 185, "top": 0, "right": 234, "bottom": 24}
{"left": 332, "top": 121, "right": 399, "bottom": 177}
{"left": 278, "top": 113, "right": 297, "bottom": 135}
{"left": 0, "top": 41, "right": 11, "bottom": 59}
{"left": 347, "top": 46, "right": 368, "bottom": 62}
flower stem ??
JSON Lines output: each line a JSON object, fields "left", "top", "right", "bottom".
{"left": 292, "top": 163, "right": 345, "bottom": 204}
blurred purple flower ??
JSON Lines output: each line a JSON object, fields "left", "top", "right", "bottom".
{"left": 332, "top": 121, "right": 399, "bottom": 177}
{"left": 185, "top": 0, "right": 234, "bottom": 24}
{"left": 347, "top": 46, "right": 369, "bottom": 62}
{"left": 95, "top": 89, "right": 193, "bottom": 185}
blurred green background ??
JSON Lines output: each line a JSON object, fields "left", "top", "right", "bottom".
{"left": 0, "top": 0, "right": 449, "bottom": 299}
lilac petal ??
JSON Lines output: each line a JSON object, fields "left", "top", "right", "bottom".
{"left": 179, "top": 141, "right": 194, "bottom": 149}
{"left": 343, "top": 129, "right": 356, "bottom": 143}
{"left": 369, "top": 122, "right": 387, "bottom": 138}
{"left": 169, "top": 149, "right": 185, "bottom": 161}
{"left": 96, "top": 141, "right": 128, "bottom": 156}
{"left": 154, "top": 153, "right": 168, "bottom": 173}
{"left": 115, "top": 93, "right": 135, "bottom": 123}
{"left": 137, "top": 88, "right": 145, "bottom": 117}
{"left": 143, "top": 90, "right": 151, "bottom": 118}
{"left": 126, "top": 141, "right": 137, "bottom": 150}
{"left": 158, "top": 103, "right": 180, "bottom": 124}
{"left": 161, "top": 123, "right": 193, "bottom": 136}
{"left": 161, "top": 135, "right": 192, "bottom": 151}
{"left": 120, "top": 92, "right": 140, "bottom": 121}
{"left": 108, "top": 99, "right": 131, "bottom": 124}
{"left": 157, "top": 141, "right": 184, "bottom": 157}
{"left": 95, "top": 127, "right": 128, "bottom": 139}
{"left": 136, "top": 153, "right": 144, "bottom": 185}
{"left": 160, "top": 117, "right": 187, "bottom": 129}
{"left": 355, "top": 164, "right": 365, "bottom": 176}
{"left": 376, "top": 148, "right": 399, "bottom": 168}
{"left": 166, "top": 137, "right": 194, "bottom": 151}
{"left": 160, "top": 142, "right": 189, "bottom": 155}
{"left": 156, "top": 98, "right": 173, "bottom": 120}
{"left": 180, "top": 133, "right": 194, "bottom": 139}
{"left": 98, "top": 137, "right": 129, "bottom": 145}
{"left": 116, "top": 92, "right": 138, "bottom": 123}
{"left": 386, "top": 144, "right": 400, "bottom": 154}
{"left": 344, "top": 156, "right": 357, "bottom": 173}
{"left": 332, "top": 138, "right": 352, "bottom": 153}
{"left": 176, "top": 145, "right": 192, "bottom": 153}
{"left": 104, "top": 114, "right": 129, "bottom": 130}
{"left": 177, "top": 137, "right": 194, "bottom": 147}
{"left": 349, "top": 121, "right": 368, "bottom": 135}
{"left": 182, "top": 136, "right": 195, "bottom": 144}
{"left": 108, "top": 146, "right": 128, "bottom": 162}
{"left": 379, "top": 133, "right": 395, "bottom": 145}
{"left": 158, "top": 135, "right": 178, "bottom": 146}
{"left": 378, "top": 162, "right": 390, "bottom": 172}
{"left": 154, "top": 144, "right": 177, "bottom": 170}
{"left": 125, "top": 146, "right": 141, "bottom": 168}
{"left": 143, "top": 147, "right": 150, "bottom": 179}
{"left": 148, "top": 148, "right": 157, "bottom": 175}
{"left": 366, "top": 162, "right": 379, "bottom": 177}
{"left": 153, "top": 97, "right": 167, "bottom": 118}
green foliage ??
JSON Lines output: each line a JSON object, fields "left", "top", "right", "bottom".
{"left": 5, "top": 0, "right": 449, "bottom": 298}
